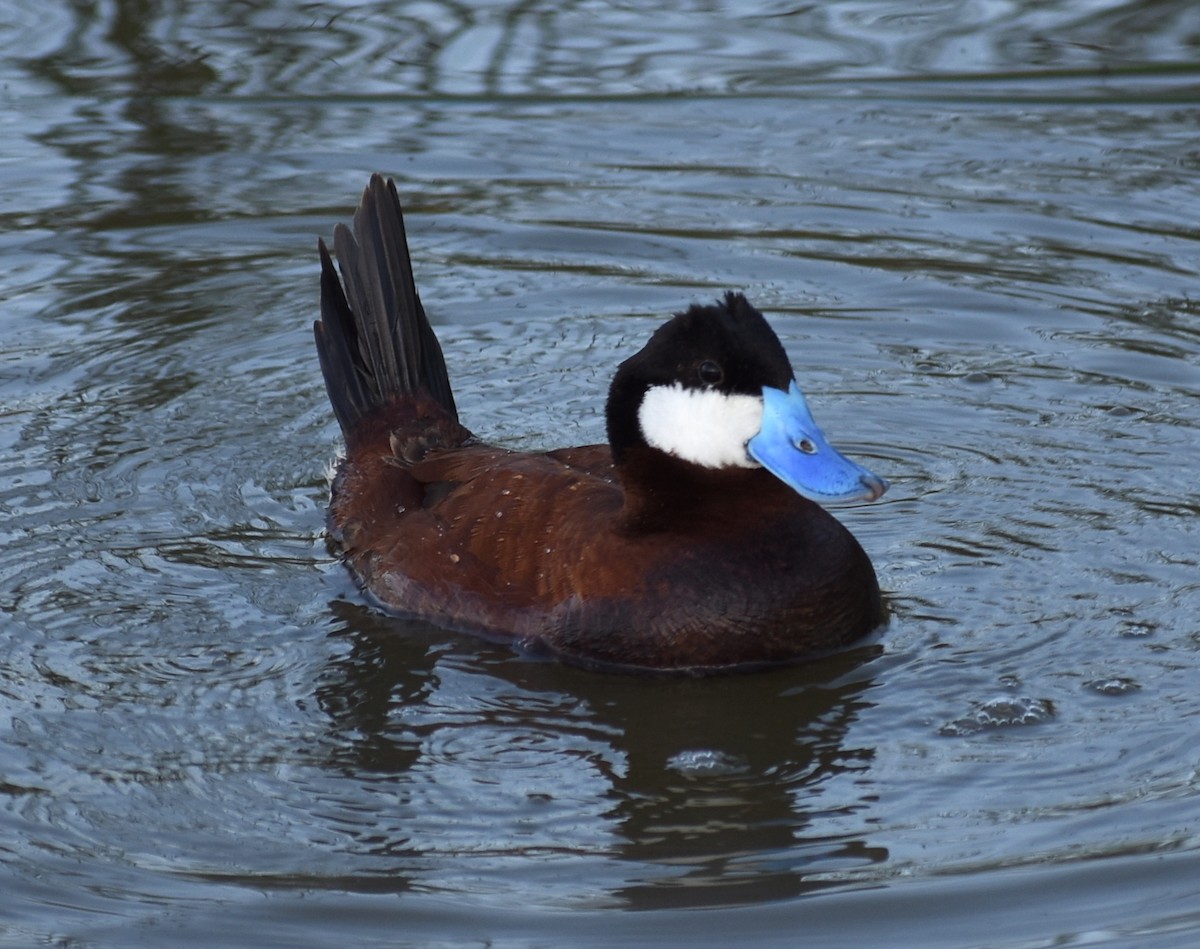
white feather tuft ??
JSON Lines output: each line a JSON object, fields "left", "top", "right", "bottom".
{"left": 323, "top": 454, "right": 343, "bottom": 487}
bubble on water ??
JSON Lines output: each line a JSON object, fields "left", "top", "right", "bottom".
{"left": 939, "top": 696, "right": 1055, "bottom": 736}
{"left": 1085, "top": 676, "right": 1141, "bottom": 696}
{"left": 666, "top": 749, "right": 748, "bottom": 776}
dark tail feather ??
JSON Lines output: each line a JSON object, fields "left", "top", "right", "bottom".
{"left": 314, "top": 175, "right": 457, "bottom": 441}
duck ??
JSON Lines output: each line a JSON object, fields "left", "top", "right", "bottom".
{"left": 314, "top": 174, "right": 888, "bottom": 673}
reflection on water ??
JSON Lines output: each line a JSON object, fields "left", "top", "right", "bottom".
{"left": 315, "top": 603, "right": 885, "bottom": 908}
{"left": 14, "top": 0, "right": 1200, "bottom": 98}
{"left": 3, "top": 0, "right": 1200, "bottom": 945}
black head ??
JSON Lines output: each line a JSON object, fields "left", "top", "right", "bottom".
{"left": 605, "top": 292, "right": 795, "bottom": 466}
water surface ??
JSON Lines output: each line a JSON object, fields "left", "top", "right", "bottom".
{"left": 3, "top": 1, "right": 1200, "bottom": 946}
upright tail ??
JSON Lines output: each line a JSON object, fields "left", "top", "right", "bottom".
{"left": 314, "top": 175, "right": 457, "bottom": 442}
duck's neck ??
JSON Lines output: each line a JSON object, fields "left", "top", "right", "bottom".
{"left": 613, "top": 445, "right": 804, "bottom": 536}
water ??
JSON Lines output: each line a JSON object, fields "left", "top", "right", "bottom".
{"left": 3, "top": 1, "right": 1200, "bottom": 945}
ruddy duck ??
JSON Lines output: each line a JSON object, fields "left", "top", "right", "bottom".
{"left": 315, "top": 175, "right": 888, "bottom": 673}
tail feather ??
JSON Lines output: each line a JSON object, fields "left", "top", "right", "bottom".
{"left": 315, "top": 175, "right": 457, "bottom": 440}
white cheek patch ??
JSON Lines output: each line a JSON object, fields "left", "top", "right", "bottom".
{"left": 638, "top": 383, "right": 764, "bottom": 469}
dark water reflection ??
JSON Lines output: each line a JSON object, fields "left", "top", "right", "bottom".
{"left": 4, "top": 0, "right": 1200, "bottom": 946}
{"left": 316, "top": 604, "right": 885, "bottom": 908}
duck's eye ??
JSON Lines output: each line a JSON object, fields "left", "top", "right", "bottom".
{"left": 697, "top": 360, "right": 723, "bottom": 386}
{"left": 796, "top": 438, "right": 817, "bottom": 455}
